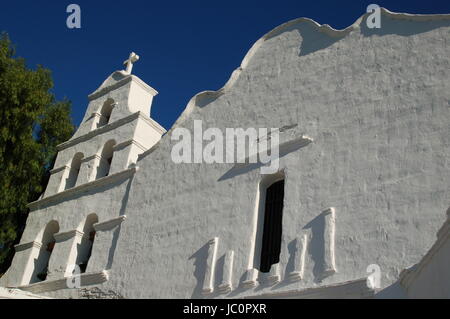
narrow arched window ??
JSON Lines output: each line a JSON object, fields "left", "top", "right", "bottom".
{"left": 96, "top": 140, "right": 116, "bottom": 179}
{"left": 76, "top": 214, "right": 98, "bottom": 273}
{"left": 259, "top": 179, "right": 285, "bottom": 273}
{"left": 97, "top": 100, "right": 114, "bottom": 128}
{"left": 32, "top": 221, "right": 59, "bottom": 283}
{"left": 64, "top": 153, "right": 83, "bottom": 190}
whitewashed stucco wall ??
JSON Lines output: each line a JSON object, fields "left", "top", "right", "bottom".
{"left": 91, "top": 10, "right": 450, "bottom": 298}
{"left": 1, "top": 9, "right": 449, "bottom": 299}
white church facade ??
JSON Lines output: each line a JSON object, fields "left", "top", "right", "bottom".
{"left": 0, "top": 8, "right": 449, "bottom": 299}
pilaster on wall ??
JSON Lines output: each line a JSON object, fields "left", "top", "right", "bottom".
{"left": 76, "top": 155, "right": 100, "bottom": 186}
{"left": 242, "top": 268, "right": 259, "bottom": 288}
{"left": 266, "top": 263, "right": 281, "bottom": 285}
{"left": 89, "top": 102, "right": 117, "bottom": 131}
{"left": 44, "top": 165, "right": 70, "bottom": 198}
{"left": 0, "top": 241, "right": 42, "bottom": 287}
{"left": 288, "top": 234, "right": 308, "bottom": 282}
{"left": 217, "top": 250, "right": 234, "bottom": 294}
{"left": 46, "top": 230, "right": 84, "bottom": 280}
{"left": 87, "top": 215, "right": 127, "bottom": 272}
{"left": 88, "top": 112, "right": 102, "bottom": 132}
{"left": 202, "top": 237, "right": 219, "bottom": 295}
{"left": 111, "top": 140, "right": 146, "bottom": 173}
{"left": 323, "top": 208, "right": 337, "bottom": 278}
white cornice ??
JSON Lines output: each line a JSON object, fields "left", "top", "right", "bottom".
{"left": 137, "top": 141, "right": 161, "bottom": 161}
{"left": 243, "top": 278, "right": 375, "bottom": 299}
{"left": 81, "top": 154, "right": 102, "bottom": 162}
{"left": 57, "top": 112, "right": 139, "bottom": 151}
{"left": 50, "top": 155, "right": 100, "bottom": 175}
{"left": 228, "top": 134, "right": 313, "bottom": 172}
{"left": 15, "top": 270, "right": 109, "bottom": 294}
{"left": 15, "top": 241, "right": 42, "bottom": 252}
{"left": 50, "top": 165, "right": 70, "bottom": 174}
{"left": 88, "top": 72, "right": 132, "bottom": 101}
{"left": 0, "top": 287, "right": 52, "bottom": 299}
{"left": 28, "top": 166, "right": 138, "bottom": 211}
{"left": 113, "top": 139, "right": 147, "bottom": 153}
{"left": 57, "top": 111, "right": 165, "bottom": 151}
{"left": 88, "top": 72, "right": 158, "bottom": 101}
{"left": 53, "top": 230, "right": 84, "bottom": 243}
{"left": 129, "top": 75, "right": 159, "bottom": 96}
{"left": 94, "top": 215, "right": 127, "bottom": 232}
{"left": 139, "top": 111, "right": 167, "bottom": 134}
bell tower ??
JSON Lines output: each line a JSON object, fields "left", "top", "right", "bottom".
{"left": 43, "top": 52, "right": 166, "bottom": 197}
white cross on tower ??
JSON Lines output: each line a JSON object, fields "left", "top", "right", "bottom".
{"left": 123, "top": 52, "right": 140, "bottom": 75}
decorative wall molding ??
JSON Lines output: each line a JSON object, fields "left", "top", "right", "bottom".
{"left": 243, "top": 278, "right": 375, "bottom": 299}
{"left": 202, "top": 237, "right": 219, "bottom": 295}
{"left": 16, "top": 270, "right": 109, "bottom": 294}
{"left": 88, "top": 72, "right": 158, "bottom": 101}
{"left": 217, "top": 250, "right": 234, "bottom": 294}
{"left": 281, "top": 135, "right": 313, "bottom": 154}
{"left": 58, "top": 112, "right": 140, "bottom": 151}
{"left": 57, "top": 111, "right": 165, "bottom": 152}
{"left": 81, "top": 154, "right": 102, "bottom": 163}
{"left": 322, "top": 208, "right": 337, "bottom": 278}
{"left": 138, "top": 112, "right": 167, "bottom": 135}
{"left": 242, "top": 268, "right": 259, "bottom": 289}
{"left": 88, "top": 73, "right": 134, "bottom": 100}
{"left": 49, "top": 165, "right": 70, "bottom": 174}
{"left": 113, "top": 139, "right": 147, "bottom": 153}
{"left": 90, "top": 111, "right": 102, "bottom": 119}
{"left": 0, "top": 287, "right": 52, "bottom": 299}
{"left": 233, "top": 134, "right": 313, "bottom": 168}
{"left": 28, "top": 167, "right": 138, "bottom": 211}
{"left": 94, "top": 215, "right": 127, "bottom": 232}
{"left": 14, "top": 241, "right": 42, "bottom": 252}
{"left": 266, "top": 263, "right": 281, "bottom": 285}
{"left": 288, "top": 234, "right": 308, "bottom": 282}
{"left": 137, "top": 141, "right": 161, "bottom": 161}
{"left": 53, "top": 230, "right": 84, "bottom": 243}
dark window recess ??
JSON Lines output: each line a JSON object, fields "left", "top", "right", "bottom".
{"left": 259, "top": 179, "right": 285, "bottom": 273}
{"left": 37, "top": 270, "right": 48, "bottom": 281}
{"left": 104, "top": 114, "right": 111, "bottom": 125}
{"left": 79, "top": 232, "right": 96, "bottom": 273}
{"left": 105, "top": 156, "right": 112, "bottom": 177}
{"left": 46, "top": 241, "right": 55, "bottom": 253}
{"left": 78, "top": 263, "right": 88, "bottom": 273}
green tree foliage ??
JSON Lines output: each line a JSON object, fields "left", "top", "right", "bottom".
{"left": 0, "top": 33, "right": 75, "bottom": 273}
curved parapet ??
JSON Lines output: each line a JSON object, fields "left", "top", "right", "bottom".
{"left": 166, "top": 7, "right": 450, "bottom": 134}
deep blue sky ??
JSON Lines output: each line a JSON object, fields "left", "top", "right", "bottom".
{"left": 1, "top": 0, "right": 449, "bottom": 130}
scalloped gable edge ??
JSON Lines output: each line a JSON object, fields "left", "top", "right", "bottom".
{"left": 136, "top": 8, "right": 450, "bottom": 163}
{"left": 166, "top": 8, "right": 450, "bottom": 134}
